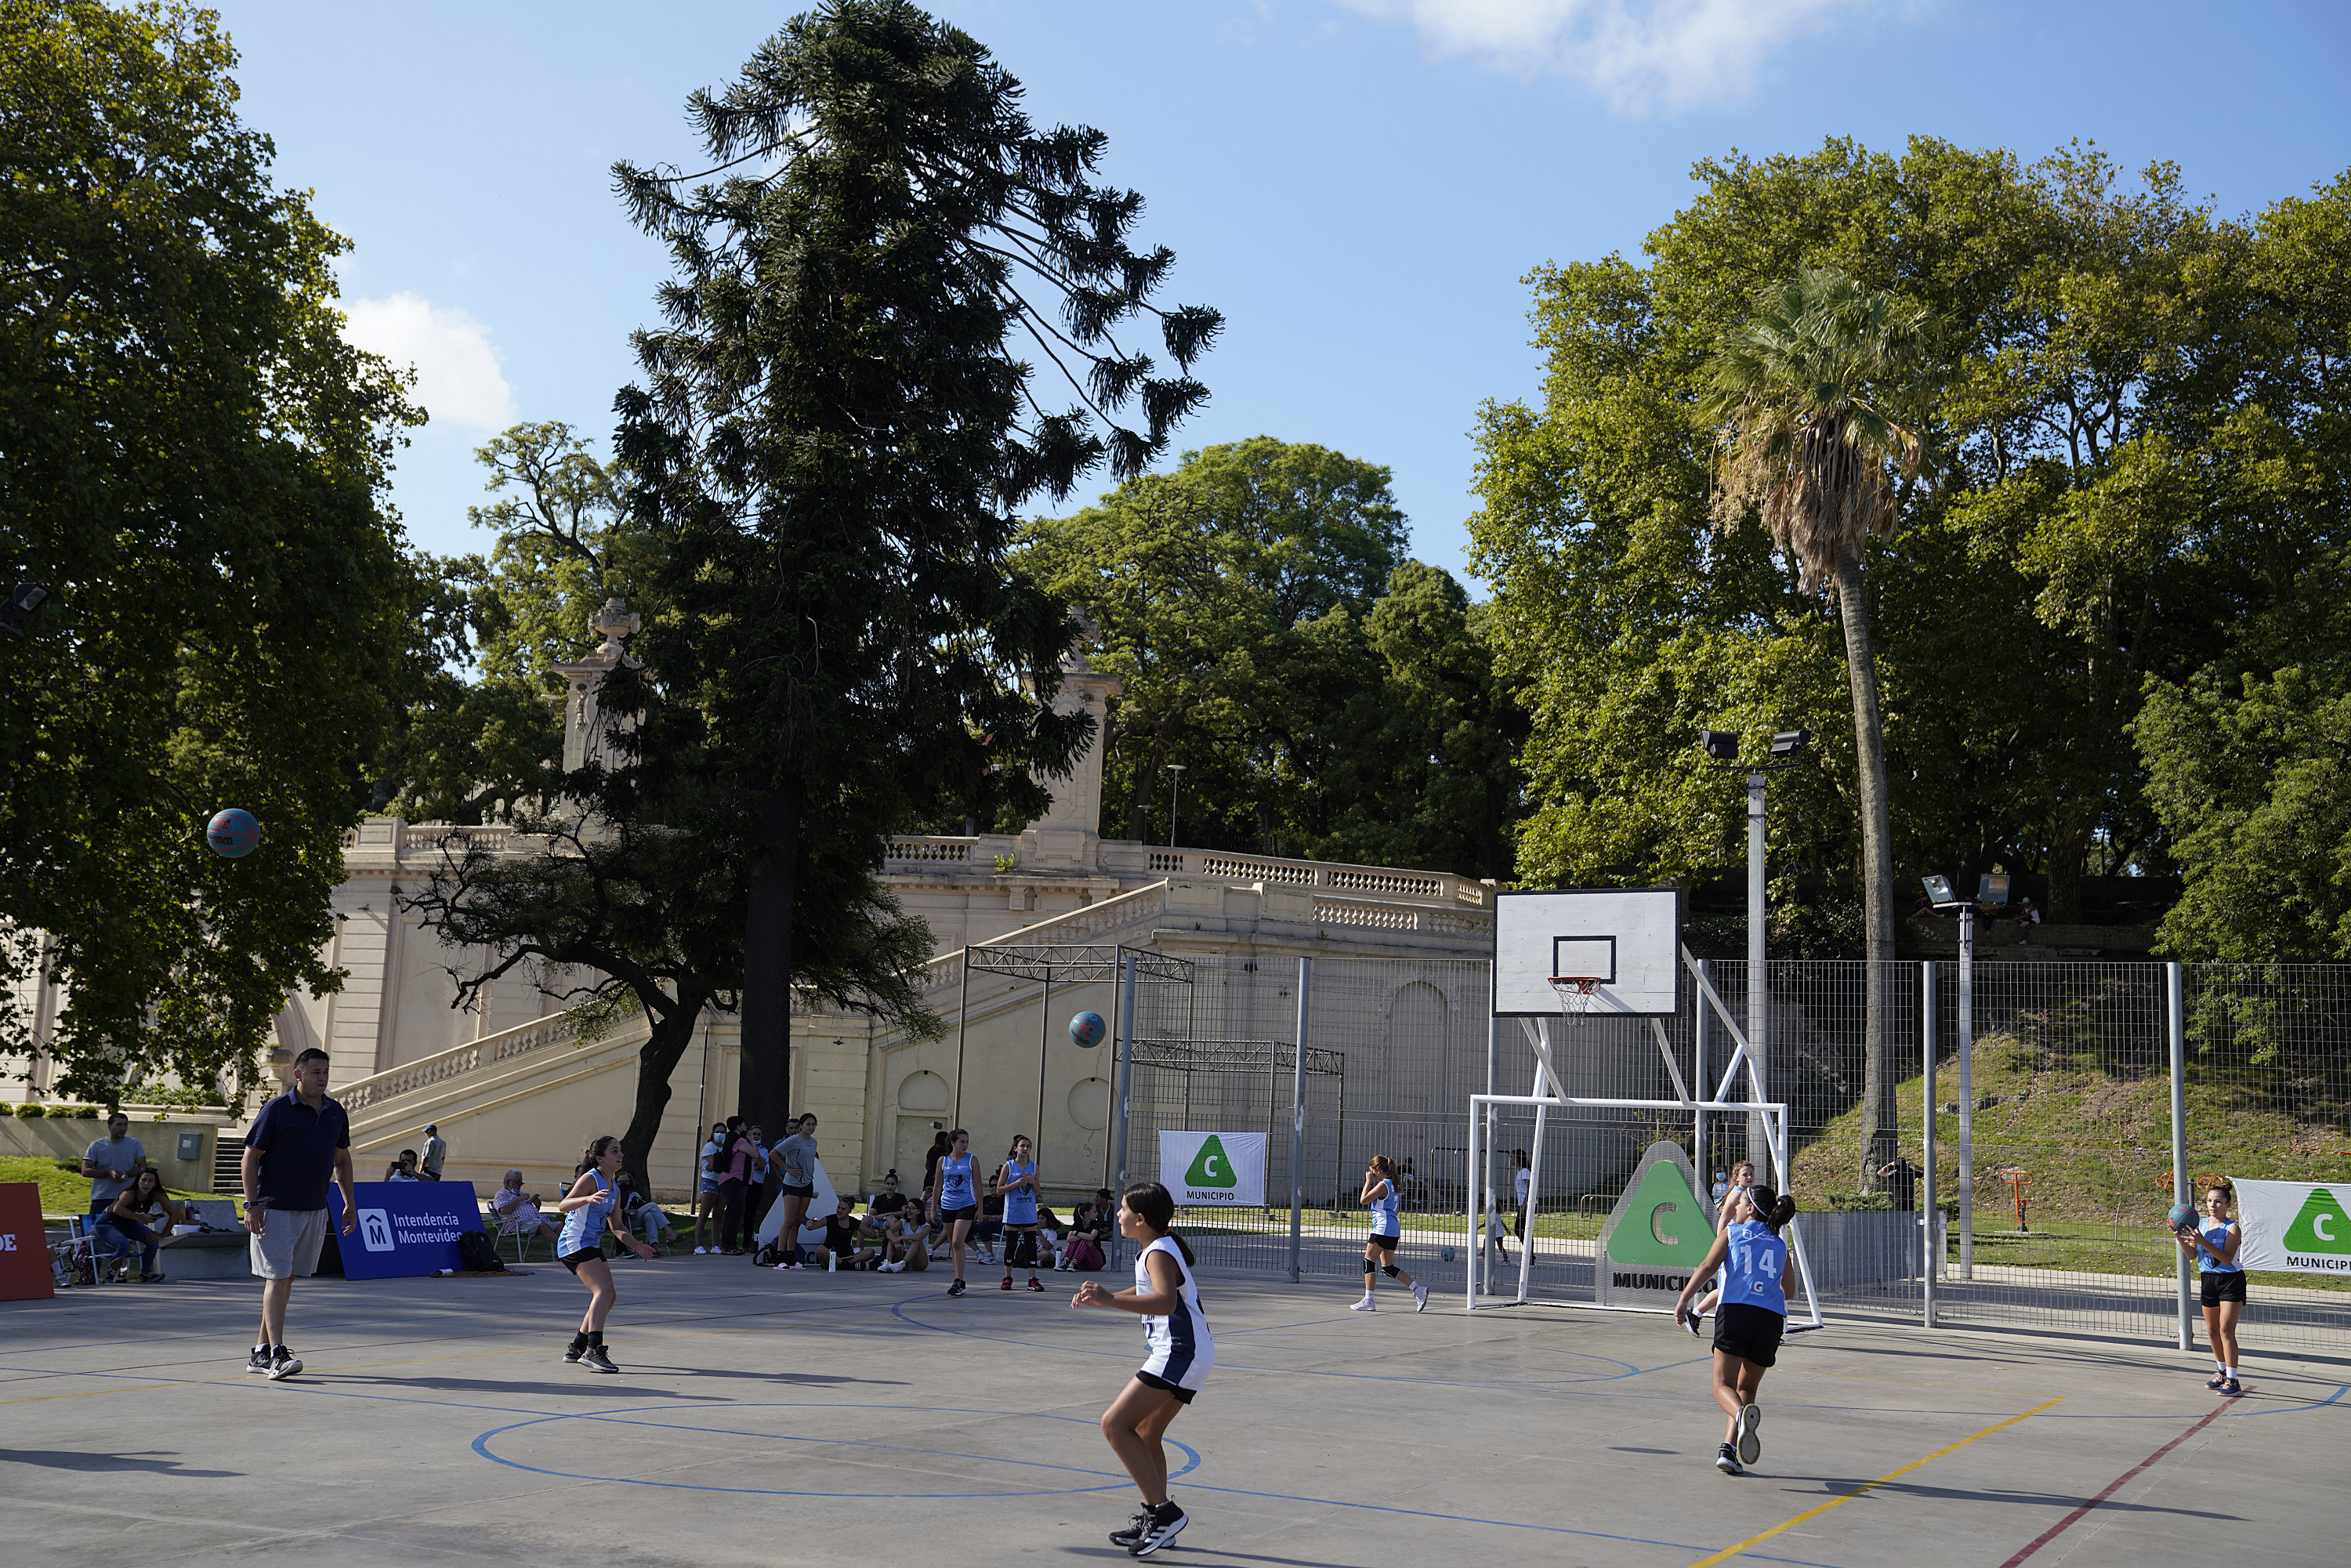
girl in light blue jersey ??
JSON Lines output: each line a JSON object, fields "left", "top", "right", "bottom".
{"left": 1675, "top": 1183, "right": 1795, "bottom": 1476}
{"left": 996, "top": 1135, "right": 1045, "bottom": 1292}
{"left": 1353, "top": 1155, "right": 1427, "bottom": 1313}
{"left": 556, "top": 1135, "right": 654, "bottom": 1373}
{"left": 929, "top": 1127, "right": 978, "bottom": 1297}
{"left": 1074, "top": 1180, "right": 1211, "bottom": 1558}
{"left": 2175, "top": 1183, "right": 2247, "bottom": 1396}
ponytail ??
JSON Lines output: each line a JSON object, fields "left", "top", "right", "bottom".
{"left": 1121, "top": 1180, "right": 1195, "bottom": 1266}
{"left": 1747, "top": 1184, "right": 1798, "bottom": 1233}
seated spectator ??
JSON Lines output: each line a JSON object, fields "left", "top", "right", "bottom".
{"left": 489, "top": 1170, "right": 560, "bottom": 1244}
{"left": 96, "top": 1168, "right": 186, "bottom": 1283}
{"left": 799, "top": 1197, "right": 877, "bottom": 1271}
{"left": 1034, "top": 1205, "right": 1060, "bottom": 1269}
{"left": 1059, "top": 1191, "right": 1110, "bottom": 1271}
{"left": 875, "top": 1207, "right": 931, "bottom": 1273}
{"left": 385, "top": 1149, "right": 422, "bottom": 1182}
{"left": 869, "top": 1170, "right": 909, "bottom": 1218}
{"left": 616, "top": 1173, "right": 677, "bottom": 1255}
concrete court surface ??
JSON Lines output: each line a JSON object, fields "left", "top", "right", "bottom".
{"left": 1, "top": 1258, "right": 2342, "bottom": 1568}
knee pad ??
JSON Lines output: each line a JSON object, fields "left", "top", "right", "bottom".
{"left": 1363, "top": 1258, "right": 1377, "bottom": 1276}
{"left": 1382, "top": 1264, "right": 1401, "bottom": 1279}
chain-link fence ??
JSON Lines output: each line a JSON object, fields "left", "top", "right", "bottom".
{"left": 1107, "top": 951, "right": 2351, "bottom": 1359}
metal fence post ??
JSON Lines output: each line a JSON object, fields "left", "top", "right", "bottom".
{"left": 2168, "top": 961, "right": 2191, "bottom": 1352}
{"left": 1288, "top": 958, "right": 1310, "bottom": 1284}
{"left": 1481, "top": 964, "right": 1498, "bottom": 1297}
{"left": 1694, "top": 958, "right": 1708, "bottom": 1214}
{"left": 1110, "top": 951, "right": 1137, "bottom": 1269}
{"left": 1958, "top": 904, "right": 1975, "bottom": 1281}
{"left": 1920, "top": 959, "right": 1937, "bottom": 1328}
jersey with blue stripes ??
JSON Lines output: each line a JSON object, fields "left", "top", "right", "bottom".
{"left": 1136, "top": 1235, "right": 1214, "bottom": 1392}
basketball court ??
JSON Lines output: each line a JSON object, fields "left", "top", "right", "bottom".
{"left": 2, "top": 1261, "right": 2340, "bottom": 1566}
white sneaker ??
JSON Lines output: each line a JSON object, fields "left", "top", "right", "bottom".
{"left": 1349, "top": 1295, "right": 1376, "bottom": 1312}
{"left": 1412, "top": 1282, "right": 1429, "bottom": 1313}
{"left": 694, "top": 1246, "right": 708, "bottom": 1255}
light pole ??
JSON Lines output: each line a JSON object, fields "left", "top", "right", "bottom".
{"left": 1699, "top": 726, "right": 1810, "bottom": 1184}
{"left": 1923, "top": 875, "right": 1976, "bottom": 1280}
{"left": 1165, "top": 763, "right": 1186, "bottom": 849}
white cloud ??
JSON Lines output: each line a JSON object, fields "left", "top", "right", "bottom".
{"left": 339, "top": 291, "right": 519, "bottom": 430}
{"left": 1342, "top": 0, "right": 1871, "bottom": 117}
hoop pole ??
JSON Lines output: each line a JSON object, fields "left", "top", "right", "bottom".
{"left": 1465, "top": 1056, "right": 1482, "bottom": 1313}
{"left": 1921, "top": 959, "right": 1937, "bottom": 1328}
{"left": 1482, "top": 965, "right": 1498, "bottom": 1300}
{"left": 2168, "top": 961, "right": 2191, "bottom": 1351}
{"left": 1110, "top": 951, "right": 1137, "bottom": 1269}
{"left": 1517, "top": 1025, "right": 1549, "bottom": 1305}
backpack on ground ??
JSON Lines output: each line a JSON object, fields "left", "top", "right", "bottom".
{"left": 457, "top": 1230, "right": 505, "bottom": 1273}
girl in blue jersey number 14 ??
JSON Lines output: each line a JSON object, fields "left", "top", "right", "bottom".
{"left": 1074, "top": 1181, "right": 1213, "bottom": 1558}
{"left": 1674, "top": 1183, "right": 1797, "bottom": 1476}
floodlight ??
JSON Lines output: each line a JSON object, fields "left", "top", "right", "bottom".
{"left": 1922, "top": 875, "right": 1957, "bottom": 907}
{"left": 0, "top": 582, "right": 47, "bottom": 638}
{"left": 1699, "top": 730, "right": 1740, "bottom": 762}
{"left": 1769, "top": 727, "right": 1812, "bottom": 762}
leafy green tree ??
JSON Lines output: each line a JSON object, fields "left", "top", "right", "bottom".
{"left": 1016, "top": 437, "right": 1406, "bottom": 853}
{"left": 1697, "top": 266, "right": 1930, "bottom": 1173}
{"left": 0, "top": 2, "right": 418, "bottom": 1101}
{"left": 610, "top": 0, "right": 1219, "bottom": 1135}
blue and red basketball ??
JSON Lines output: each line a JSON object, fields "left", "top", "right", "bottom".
{"left": 205, "top": 808, "right": 260, "bottom": 858}
{"left": 2166, "top": 1203, "right": 2196, "bottom": 1231}
{"left": 1068, "top": 1010, "right": 1107, "bottom": 1048}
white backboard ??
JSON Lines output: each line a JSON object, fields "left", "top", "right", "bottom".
{"left": 1494, "top": 888, "right": 1682, "bottom": 1017}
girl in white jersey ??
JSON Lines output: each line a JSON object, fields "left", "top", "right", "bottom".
{"left": 1353, "top": 1155, "right": 1428, "bottom": 1312}
{"left": 556, "top": 1134, "right": 656, "bottom": 1373}
{"left": 1074, "top": 1181, "right": 1212, "bottom": 1558}
{"left": 930, "top": 1127, "right": 979, "bottom": 1297}
{"left": 1675, "top": 1182, "right": 1795, "bottom": 1475}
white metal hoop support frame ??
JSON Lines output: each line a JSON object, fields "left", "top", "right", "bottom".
{"left": 1462, "top": 945, "right": 1825, "bottom": 1328}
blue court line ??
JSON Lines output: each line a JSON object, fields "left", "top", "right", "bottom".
{"left": 468, "top": 1402, "right": 1201, "bottom": 1500}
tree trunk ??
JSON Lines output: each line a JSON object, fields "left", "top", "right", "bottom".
{"left": 1833, "top": 555, "right": 1900, "bottom": 1188}
{"left": 737, "top": 780, "right": 800, "bottom": 1143}
{"left": 620, "top": 986, "right": 712, "bottom": 1197}
{"left": 2045, "top": 798, "right": 2094, "bottom": 924}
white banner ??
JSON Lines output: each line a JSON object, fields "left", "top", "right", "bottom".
{"left": 2231, "top": 1178, "right": 2351, "bottom": 1274}
{"left": 1157, "top": 1131, "right": 1266, "bottom": 1207}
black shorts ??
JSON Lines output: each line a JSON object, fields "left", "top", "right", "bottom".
{"left": 1712, "top": 1302, "right": 1786, "bottom": 1368}
{"left": 559, "top": 1246, "right": 603, "bottom": 1275}
{"left": 1134, "top": 1370, "right": 1196, "bottom": 1405}
{"left": 781, "top": 1182, "right": 817, "bottom": 1199}
{"left": 2201, "top": 1271, "right": 2248, "bottom": 1306}
{"left": 938, "top": 1204, "right": 977, "bottom": 1228}
{"left": 1366, "top": 1231, "right": 1400, "bottom": 1253}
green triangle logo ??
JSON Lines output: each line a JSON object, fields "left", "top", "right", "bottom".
{"left": 2282, "top": 1188, "right": 2351, "bottom": 1255}
{"left": 1183, "top": 1135, "right": 1236, "bottom": 1189}
{"left": 1604, "top": 1158, "right": 1714, "bottom": 1267}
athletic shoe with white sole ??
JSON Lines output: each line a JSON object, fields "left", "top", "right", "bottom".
{"left": 1715, "top": 1443, "right": 1741, "bottom": 1475}
{"left": 267, "top": 1346, "right": 302, "bottom": 1380}
{"left": 1349, "top": 1295, "right": 1376, "bottom": 1312}
{"left": 947, "top": 1279, "right": 966, "bottom": 1297}
{"left": 1686, "top": 1310, "right": 1705, "bottom": 1338}
{"left": 1109, "top": 1512, "right": 1153, "bottom": 1548}
{"left": 246, "top": 1345, "right": 272, "bottom": 1375}
{"left": 2205, "top": 1371, "right": 2228, "bottom": 1389}
{"left": 2219, "top": 1378, "right": 2244, "bottom": 1397}
{"left": 1736, "top": 1403, "right": 1762, "bottom": 1465}
{"left": 1027, "top": 1279, "right": 1046, "bottom": 1292}
{"left": 578, "top": 1346, "right": 619, "bottom": 1374}
{"left": 1411, "top": 1282, "right": 1429, "bottom": 1313}
{"left": 1130, "top": 1503, "right": 1186, "bottom": 1556}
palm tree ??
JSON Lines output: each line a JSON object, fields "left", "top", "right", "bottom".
{"left": 1697, "top": 265, "right": 1930, "bottom": 1187}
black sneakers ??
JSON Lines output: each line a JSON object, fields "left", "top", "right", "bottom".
{"left": 245, "top": 1345, "right": 271, "bottom": 1375}
{"left": 1131, "top": 1502, "right": 1186, "bottom": 1557}
{"left": 578, "top": 1345, "right": 619, "bottom": 1374}
{"left": 1736, "top": 1403, "right": 1762, "bottom": 1465}
{"left": 1109, "top": 1512, "right": 1152, "bottom": 1548}
{"left": 947, "top": 1279, "right": 966, "bottom": 1297}
{"left": 267, "top": 1345, "right": 302, "bottom": 1380}
{"left": 1715, "top": 1442, "right": 1741, "bottom": 1475}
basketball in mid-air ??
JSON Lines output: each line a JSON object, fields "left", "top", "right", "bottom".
{"left": 2166, "top": 1203, "right": 2197, "bottom": 1231}
{"left": 1068, "top": 1010, "right": 1107, "bottom": 1048}
{"left": 1440, "top": 1245, "right": 1456, "bottom": 1262}
{"left": 205, "top": 808, "right": 260, "bottom": 858}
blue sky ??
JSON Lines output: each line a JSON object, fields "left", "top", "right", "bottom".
{"left": 212, "top": 0, "right": 2350, "bottom": 588}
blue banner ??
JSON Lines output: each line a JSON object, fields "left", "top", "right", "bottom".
{"left": 327, "top": 1182, "right": 485, "bottom": 1280}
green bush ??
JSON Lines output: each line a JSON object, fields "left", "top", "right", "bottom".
{"left": 44, "top": 1103, "right": 84, "bottom": 1118}
{"left": 13, "top": 1101, "right": 44, "bottom": 1117}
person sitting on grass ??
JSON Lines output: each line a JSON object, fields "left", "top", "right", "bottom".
{"left": 96, "top": 1168, "right": 187, "bottom": 1283}
{"left": 616, "top": 1173, "right": 677, "bottom": 1256}
{"left": 491, "top": 1171, "right": 561, "bottom": 1248}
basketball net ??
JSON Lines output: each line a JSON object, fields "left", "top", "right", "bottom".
{"left": 1547, "top": 975, "right": 1600, "bottom": 1028}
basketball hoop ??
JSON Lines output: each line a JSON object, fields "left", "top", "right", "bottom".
{"left": 1547, "top": 974, "right": 1602, "bottom": 1026}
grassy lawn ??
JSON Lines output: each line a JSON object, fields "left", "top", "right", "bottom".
{"left": 0, "top": 1155, "right": 223, "bottom": 1219}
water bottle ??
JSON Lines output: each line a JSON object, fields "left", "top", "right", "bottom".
{"left": 827, "top": 1251, "right": 837, "bottom": 1273}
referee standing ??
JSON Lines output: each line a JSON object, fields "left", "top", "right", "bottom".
{"left": 241, "top": 1047, "right": 357, "bottom": 1379}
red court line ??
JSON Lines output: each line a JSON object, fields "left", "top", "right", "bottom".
{"left": 1997, "top": 1402, "right": 2233, "bottom": 1566}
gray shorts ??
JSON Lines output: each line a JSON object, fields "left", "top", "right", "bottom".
{"left": 248, "top": 1206, "right": 329, "bottom": 1280}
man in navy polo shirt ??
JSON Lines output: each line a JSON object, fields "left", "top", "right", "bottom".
{"left": 240, "top": 1047, "right": 357, "bottom": 1379}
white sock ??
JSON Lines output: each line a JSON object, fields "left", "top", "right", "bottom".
{"left": 2226, "top": 1366, "right": 2237, "bottom": 1378}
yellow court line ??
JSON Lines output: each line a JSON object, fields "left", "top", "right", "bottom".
{"left": 1688, "top": 1396, "right": 2064, "bottom": 1568}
